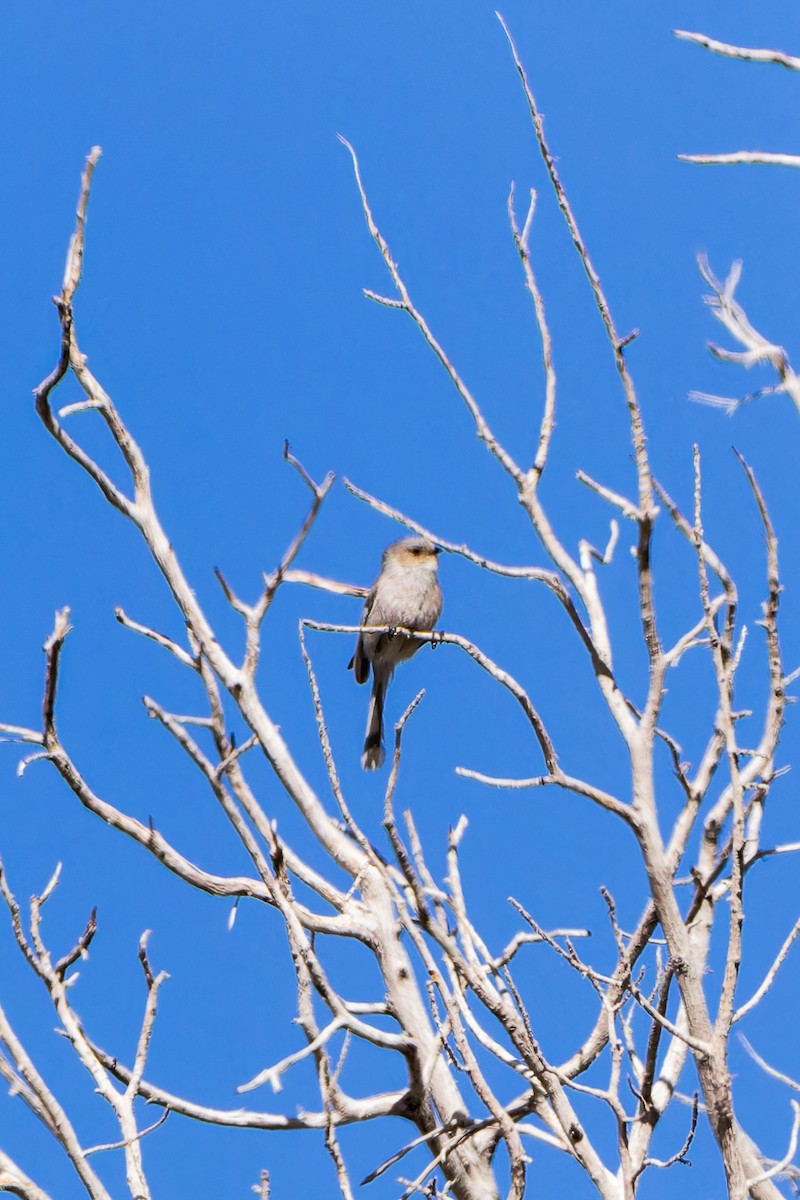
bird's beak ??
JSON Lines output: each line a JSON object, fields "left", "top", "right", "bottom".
{"left": 433, "top": 546, "right": 442, "bottom": 556}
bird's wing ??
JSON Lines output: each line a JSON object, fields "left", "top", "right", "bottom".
{"left": 348, "top": 585, "right": 376, "bottom": 684}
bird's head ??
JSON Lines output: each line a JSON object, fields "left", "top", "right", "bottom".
{"left": 383, "top": 537, "right": 441, "bottom": 573}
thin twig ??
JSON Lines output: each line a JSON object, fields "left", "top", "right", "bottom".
{"left": 674, "top": 29, "right": 800, "bottom": 71}
{"left": 338, "top": 134, "right": 523, "bottom": 483}
{"left": 734, "top": 916, "right": 800, "bottom": 1022}
{"left": 680, "top": 152, "right": 800, "bottom": 168}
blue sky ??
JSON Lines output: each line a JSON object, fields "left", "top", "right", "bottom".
{"left": 2, "top": 2, "right": 800, "bottom": 1197}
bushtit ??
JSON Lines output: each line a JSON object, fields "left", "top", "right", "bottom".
{"left": 349, "top": 537, "right": 442, "bottom": 770}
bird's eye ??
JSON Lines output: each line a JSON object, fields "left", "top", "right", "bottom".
{"left": 410, "top": 546, "right": 421, "bottom": 556}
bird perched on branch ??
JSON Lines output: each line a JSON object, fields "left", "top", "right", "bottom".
{"left": 349, "top": 537, "right": 442, "bottom": 770}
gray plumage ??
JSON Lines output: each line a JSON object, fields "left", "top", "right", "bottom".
{"left": 349, "top": 537, "right": 442, "bottom": 770}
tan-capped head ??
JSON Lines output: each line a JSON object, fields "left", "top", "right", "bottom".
{"left": 382, "top": 537, "right": 441, "bottom": 572}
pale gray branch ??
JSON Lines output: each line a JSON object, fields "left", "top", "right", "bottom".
{"left": 680, "top": 152, "right": 800, "bottom": 167}
{"left": 674, "top": 29, "right": 800, "bottom": 71}
{"left": 734, "top": 916, "right": 800, "bottom": 1022}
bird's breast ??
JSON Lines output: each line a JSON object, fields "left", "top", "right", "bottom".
{"left": 370, "top": 568, "right": 442, "bottom": 631}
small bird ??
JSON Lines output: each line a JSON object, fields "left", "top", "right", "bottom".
{"left": 349, "top": 537, "right": 443, "bottom": 770}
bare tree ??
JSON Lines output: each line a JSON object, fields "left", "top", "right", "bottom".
{"left": 1, "top": 19, "right": 798, "bottom": 1200}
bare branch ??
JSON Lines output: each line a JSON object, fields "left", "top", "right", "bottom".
{"left": 740, "top": 1035, "right": 800, "bottom": 1094}
{"left": 746, "top": 1101, "right": 800, "bottom": 1188}
{"left": 576, "top": 472, "right": 641, "bottom": 521}
{"left": 54, "top": 907, "right": 98, "bottom": 980}
{"left": 61, "top": 147, "right": 102, "bottom": 302}
{"left": 497, "top": 13, "right": 654, "bottom": 524}
{"left": 0, "top": 724, "right": 44, "bottom": 745}
{"left": 680, "top": 152, "right": 800, "bottom": 168}
{"left": 41, "top": 607, "right": 72, "bottom": 744}
{"left": 697, "top": 257, "right": 800, "bottom": 413}
{"left": 455, "top": 768, "right": 634, "bottom": 824}
{"left": 338, "top": 134, "right": 523, "bottom": 484}
{"left": 240, "top": 1018, "right": 345, "bottom": 1094}
{"left": 0, "top": 880, "right": 113, "bottom": 1199}
{"left": 115, "top": 607, "right": 197, "bottom": 669}
{"left": 0, "top": 1151, "right": 55, "bottom": 1200}
{"left": 83, "top": 1110, "right": 170, "bottom": 1158}
{"left": 674, "top": 29, "right": 800, "bottom": 71}
{"left": 641, "top": 1092, "right": 698, "bottom": 1171}
{"left": 344, "top": 478, "right": 553, "bottom": 580}
{"left": 280, "top": 569, "right": 367, "bottom": 599}
{"left": 734, "top": 915, "right": 800, "bottom": 1022}
{"left": 491, "top": 928, "right": 591, "bottom": 972}
{"left": 86, "top": 1034, "right": 410, "bottom": 1129}
{"left": 507, "top": 185, "right": 556, "bottom": 483}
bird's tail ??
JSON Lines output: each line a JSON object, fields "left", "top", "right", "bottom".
{"left": 362, "top": 671, "right": 388, "bottom": 770}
